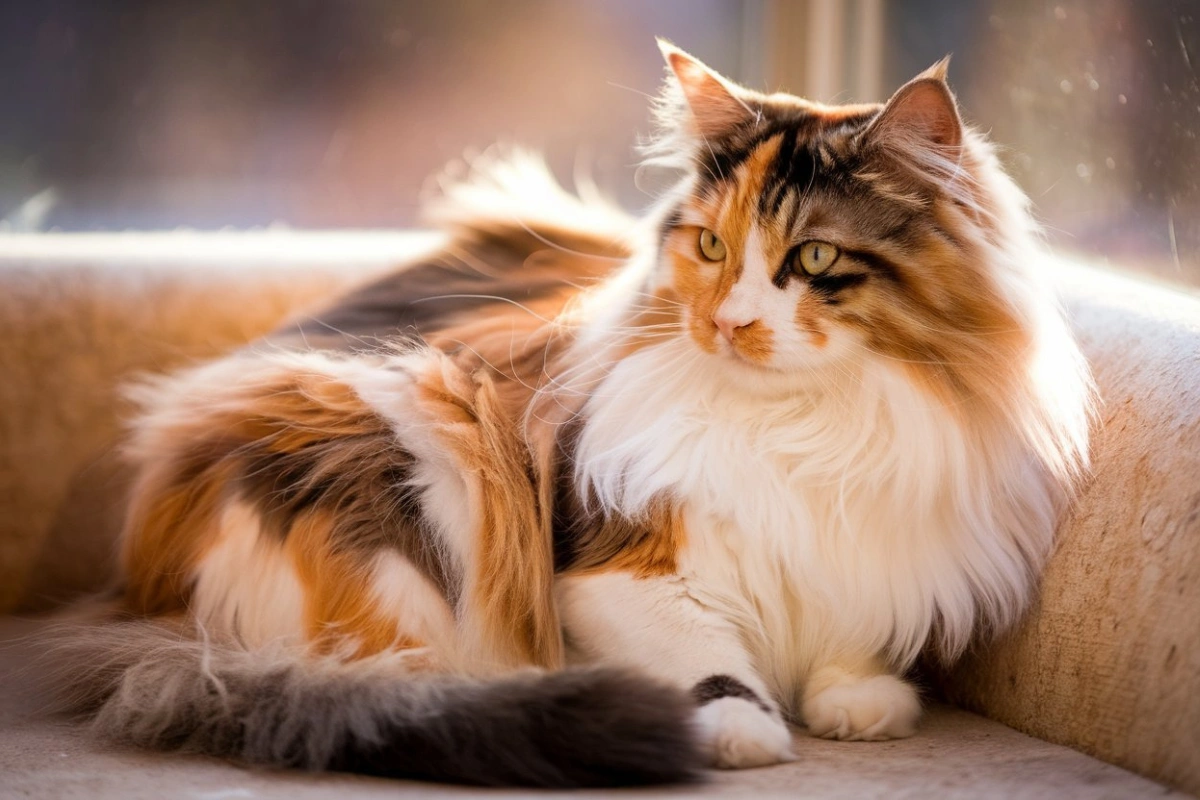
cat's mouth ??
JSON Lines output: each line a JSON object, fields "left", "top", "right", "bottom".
{"left": 716, "top": 341, "right": 780, "bottom": 373}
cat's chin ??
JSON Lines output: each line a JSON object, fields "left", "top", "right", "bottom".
{"left": 713, "top": 345, "right": 779, "bottom": 373}
{"left": 704, "top": 344, "right": 874, "bottom": 402}
{"left": 710, "top": 348, "right": 830, "bottom": 394}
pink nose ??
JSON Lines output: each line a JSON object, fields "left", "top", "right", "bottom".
{"left": 712, "top": 311, "right": 752, "bottom": 342}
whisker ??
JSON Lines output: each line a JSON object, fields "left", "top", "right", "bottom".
{"left": 839, "top": 338, "right": 982, "bottom": 368}
{"left": 508, "top": 217, "right": 629, "bottom": 263}
{"left": 409, "top": 294, "right": 557, "bottom": 325}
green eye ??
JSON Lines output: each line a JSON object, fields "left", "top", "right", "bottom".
{"left": 698, "top": 229, "right": 726, "bottom": 261}
{"left": 795, "top": 240, "right": 840, "bottom": 275}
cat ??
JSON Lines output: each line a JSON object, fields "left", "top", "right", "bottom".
{"left": 44, "top": 40, "right": 1092, "bottom": 787}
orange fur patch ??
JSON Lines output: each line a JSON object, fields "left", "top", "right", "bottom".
{"left": 794, "top": 292, "right": 830, "bottom": 350}
{"left": 283, "top": 508, "right": 427, "bottom": 659}
{"left": 841, "top": 216, "right": 1031, "bottom": 414}
{"left": 122, "top": 458, "right": 234, "bottom": 615}
{"left": 730, "top": 319, "right": 775, "bottom": 362}
{"left": 415, "top": 360, "right": 563, "bottom": 669}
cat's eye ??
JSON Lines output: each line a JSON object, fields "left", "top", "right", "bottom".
{"left": 795, "top": 241, "right": 840, "bottom": 275}
{"left": 698, "top": 229, "right": 726, "bottom": 261}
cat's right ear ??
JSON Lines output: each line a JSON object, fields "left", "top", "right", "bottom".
{"left": 658, "top": 39, "right": 750, "bottom": 140}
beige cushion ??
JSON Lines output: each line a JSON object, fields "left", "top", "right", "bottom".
{"left": 0, "top": 233, "right": 1195, "bottom": 793}
{"left": 942, "top": 263, "right": 1200, "bottom": 794}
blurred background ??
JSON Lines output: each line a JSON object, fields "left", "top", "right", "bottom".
{"left": 1, "top": 0, "right": 1197, "bottom": 287}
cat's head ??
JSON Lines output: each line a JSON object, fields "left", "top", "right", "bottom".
{"left": 648, "top": 42, "right": 1034, "bottom": 400}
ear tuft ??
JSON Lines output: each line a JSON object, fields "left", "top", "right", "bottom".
{"left": 919, "top": 55, "right": 952, "bottom": 83}
{"left": 655, "top": 37, "right": 682, "bottom": 62}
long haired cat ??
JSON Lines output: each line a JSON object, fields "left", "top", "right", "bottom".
{"left": 44, "top": 42, "right": 1092, "bottom": 787}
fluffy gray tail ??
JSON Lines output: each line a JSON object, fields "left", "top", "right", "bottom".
{"left": 42, "top": 617, "right": 703, "bottom": 788}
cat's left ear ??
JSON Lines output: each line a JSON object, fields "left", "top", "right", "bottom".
{"left": 864, "top": 58, "right": 963, "bottom": 153}
{"left": 658, "top": 39, "right": 750, "bottom": 140}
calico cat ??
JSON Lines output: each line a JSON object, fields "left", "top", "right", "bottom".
{"left": 46, "top": 41, "right": 1092, "bottom": 787}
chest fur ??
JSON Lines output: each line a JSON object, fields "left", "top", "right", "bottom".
{"left": 571, "top": 343, "right": 1029, "bottom": 686}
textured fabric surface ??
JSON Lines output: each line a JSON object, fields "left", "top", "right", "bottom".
{"left": 0, "top": 233, "right": 1195, "bottom": 795}
{"left": 0, "top": 616, "right": 1180, "bottom": 800}
{"left": 940, "top": 263, "right": 1200, "bottom": 795}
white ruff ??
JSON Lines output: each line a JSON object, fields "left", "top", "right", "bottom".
{"left": 573, "top": 333, "right": 1074, "bottom": 710}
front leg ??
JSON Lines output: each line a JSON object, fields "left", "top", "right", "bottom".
{"left": 802, "top": 656, "right": 921, "bottom": 741}
{"left": 557, "top": 571, "right": 794, "bottom": 769}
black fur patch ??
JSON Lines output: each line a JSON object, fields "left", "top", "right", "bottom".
{"left": 231, "top": 429, "right": 458, "bottom": 601}
{"left": 691, "top": 674, "right": 770, "bottom": 713}
{"left": 46, "top": 620, "right": 705, "bottom": 789}
{"left": 843, "top": 247, "right": 906, "bottom": 286}
{"left": 326, "top": 668, "right": 705, "bottom": 787}
{"left": 693, "top": 100, "right": 878, "bottom": 201}
{"left": 551, "top": 413, "right": 592, "bottom": 571}
{"left": 809, "top": 271, "right": 869, "bottom": 301}
{"left": 265, "top": 227, "right": 619, "bottom": 354}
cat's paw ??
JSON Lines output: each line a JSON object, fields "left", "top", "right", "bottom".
{"left": 694, "top": 697, "right": 795, "bottom": 769}
{"left": 802, "top": 670, "right": 920, "bottom": 741}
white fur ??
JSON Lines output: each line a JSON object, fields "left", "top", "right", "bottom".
{"left": 695, "top": 698, "right": 795, "bottom": 768}
{"left": 369, "top": 550, "right": 458, "bottom": 662}
{"left": 557, "top": 571, "right": 794, "bottom": 768}
{"left": 713, "top": 226, "right": 776, "bottom": 335}
{"left": 424, "top": 145, "right": 633, "bottom": 249}
{"left": 569, "top": 193, "right": 1090, "bottom": 716}
{"left": 802, "top": 667, "right": 921, "bottom": 740}
{"left": 557, "top": 572, "right": 764, "bottom": 690}
{"left": 572, "top": 334, "right": 1072, "bottom": 710}
{"left": 192, "top": 500, "right": 306, "bottom": 648}
{"left": 342, "top": 354, "right": 475, "bottom": 570}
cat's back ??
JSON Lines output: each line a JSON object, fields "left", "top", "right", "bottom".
{"left": 265, "top": 224, "right": 626, "bottom": 356}
{"left": 265, "top": 154, "right": 636, "bottom": 372}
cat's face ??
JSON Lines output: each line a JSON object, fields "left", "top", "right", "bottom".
{"left": 654, "top": 44, "right": 1022, "bottom": 388}
{"left": 661, "top": 107, "right": 891, "bottom": 372}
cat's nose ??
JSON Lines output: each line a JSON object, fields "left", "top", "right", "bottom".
{"left": 713, "top": 285, "right": 760, "bottom": 342}
{"left": 712, "top": 307, "right": 754, "bottom": 341}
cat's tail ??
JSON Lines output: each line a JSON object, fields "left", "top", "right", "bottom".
{"left": 422, "top": 146, "right": 636, "bottom": 261}
{"left": 40, "top": 613, "right": 703, "bottom": 788}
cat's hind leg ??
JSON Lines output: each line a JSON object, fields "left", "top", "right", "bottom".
{"left": 121, "top": 346, "right": 560, "bottom": 670}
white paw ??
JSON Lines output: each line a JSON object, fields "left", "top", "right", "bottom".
{"left": 802, "top": 672, "right": 921, "bottom": 741}
{"left": 694, "top": 697, "right": 795, "bottom": 769}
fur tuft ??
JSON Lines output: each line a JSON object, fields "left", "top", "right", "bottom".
{"left": 422, "top": 146, "right": 634, "bottom": 254}
{"left": 40, "top": 617, "right": 703, "bottom": 788}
